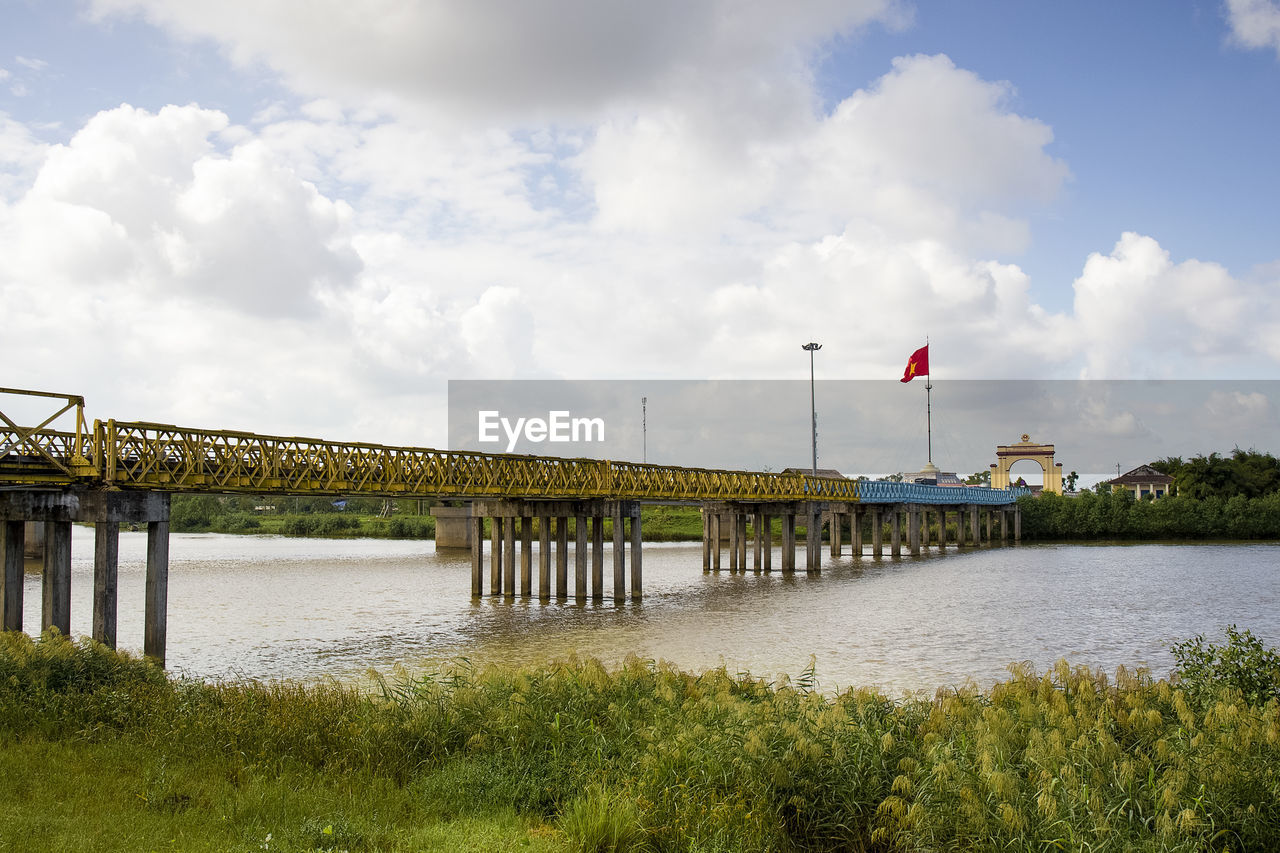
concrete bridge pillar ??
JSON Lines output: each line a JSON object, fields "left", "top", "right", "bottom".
{"left": 503, "top": 514, "right": 516, "bottom": 597}
{"left": 711, "top": 513, "right": 722, "bottom": 571}
{"left": 489, "top": 517, "right": 503, "bottom": 595}
{"left": 591, "top": 516, "right": 604, "bottom": 601}
{"left": 556, "top": 516, "right": 569, "bottom": 597}
{"left": 702, "top": 510, "right": 711, "bottom": 571}
{"left": 737, "top": 512, "right": 747, "bottom": 571}
{"left": 520, "top": 516, "right": 533, "bottom": 597}
{"left": 908, "top": 506, "right": 921, "bottom": 557}
{"left": 432, "top": 505, "right": 472, "bottom": 548}
{"left": 611, "top": 506, "right": 624, "bottom": 603}
{"left": 747, "top": 507, "right": 757, "bottom": 568}
{"left": 1014, "top": 506, "right": 1022, "bottom": 541}
{"left": 538, "top": 514, "right": 551, "bottom": 600}
{"left": 762, "top": 513, "right": 773, "bottom": 572}
{"left": 41, "top": 521, "right": 72, "bottom": 637}
{"left": 806, "top": 505, "right": 821, "bottom": 572}
{"left": 629, "top": 506, "right": 642, "bottom": 600}
{"left": 829, "top": 511, "right": 842, "bottom": 558}
{"left": 728, "top": 513, "right": 740, "bottom": 572}
{"left": 575, "top": 512, "right": 588, "bottom": 598}
{"left": 93, "top": 522, "right": 120, "bottom": 648}
{"left": 985, "top": 509, "right": 993, "bottom": 542}
{"left": 1, "top": 521, "right": 23, "bottom": 631}
{"left": 871, "top": 508, "right": 883, "bottom": 558}
{"left": 851, "top": 508, "right": 863, "bottom": 558}
{"left": 890, "top": 507, "right": 902, "bottom": 557}
{"left": 470, "top": 516, "right": 484, "bottom": 596}
{"left": 778, "top": 512, "right": 788, "bottom": 571}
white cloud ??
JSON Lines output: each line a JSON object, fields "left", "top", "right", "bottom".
{"left": 1070, "top": 232, "right": 1276, "bottom": 377}
{"left": 1226, "top": 0, "right": 1280, "bottom": 57}
{"left": 4, "top": 9, "right": 1279, "bottom": 451}
{"left": 0, "top": 111, "right": 49, "bottom": 200}
{"left": 88, "top": 0, "right": 905, "bottom": 120}
{"left": 579, "top": 54, "right": 1067, "bottom": 255}
{"left": 10, "top": 104, "right": 361, "bottom": 316}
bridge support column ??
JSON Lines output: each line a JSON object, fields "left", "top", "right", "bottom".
{"left": 830, "top": 511, "right": 842, "bottom": 557}
{"left": 732, "top": 512, "right": 742, "bottom": 571}
{"left": 871, "top": 508, "right": 883, "bottom": 558}
{"left": 1014, "top": 506, "right": 1022, "bottom": 541}
{"left": 737, "top": 513, "right": 747, "bottom": 572}
{"left": 999, "top": 510, "right": 1008, "bottom": 542}
{"left": 2, "top": 521, "right": 23, "bottom": 632}
{"left": 747, "top": 507, "right": 757, "bottom": 568}
{"left": 144, "top": 521, "right": 169, "bottom": 666}
{"left": 590, "top": 516, "right": 604, "bottom": 601}
{"left": 556, "top": 517, "right": 569, "bottom": 597}
{"left": 490, "top": 518, "right": 503, "bottom": 595}
{"left": 470, "top": 516, "right": 484, "bottom": 596}
{"left": 908, "top": 506, "right": 921, "bottom": 556}
{"left": 93, "top": 522, "right": 120, "bottom": 648}
{"left": 782, "top": 513, "right": 795, "bottom": 573}
{"left": 612, "top": 505, "right": 626, "bottom": 603}
{"left": 711, "top": 513, "right": 722, "bottom": 571}
{"left": 763, "top": 513, "right": 773, "bottom": 571}
{"left": 503, "top": 515, "right": 516, "bottom": 598}
{"left": 702, "top": 510, "right": 711, "bottom": 571}
{"left": 575, "top": 513, "right": 588, "bottom": 599}
{"left": 851, "top": 508, "right": 863, "bottom": 558}
{"left": 538, "top": 514, "right": 551, "bottom": 600}
{"left": 985, "top": 509, "right": 992, "bottom": 543}
{"left": 806, "top": 506, "right": 822, "bottom": 572}
{"left": 520, "top": 516, "right": 533, "bottom": 596}
{"left": 970, "top": 506, "right": 980, "bottom": 546}
{"left": 629, "top": 507, "right": 642, "bottom": 600}
{"left": 41, "top": 521, "right": 72, "bottom": 637}
{"left": 890, "top": 508, "right": 901, "bottom": 558}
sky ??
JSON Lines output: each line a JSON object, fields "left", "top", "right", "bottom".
{"left": 2, "top": 0, "right": 1279, "bottom": 468}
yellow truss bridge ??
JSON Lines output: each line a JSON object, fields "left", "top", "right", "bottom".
{"left": 1, "top": 387, "right": 857, "bottom": 502}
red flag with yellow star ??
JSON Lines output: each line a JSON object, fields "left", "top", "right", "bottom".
{"left": 901, "top": 345, "right": 928, "bottom": 382}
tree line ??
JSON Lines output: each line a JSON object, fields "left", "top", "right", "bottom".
{"left": 1022, "top": 447, "right": 1280, "bottom": 540}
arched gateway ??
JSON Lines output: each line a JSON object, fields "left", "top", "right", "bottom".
{"left": 990, "top": 434, "right": 1063, "bottom": 494}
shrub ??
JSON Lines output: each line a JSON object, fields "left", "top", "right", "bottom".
{"left": 1170, "top": 625, "right": 1280, "bottom": 707}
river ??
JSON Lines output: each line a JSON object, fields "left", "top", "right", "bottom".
{"left": 19, "top": 527, "right": 1280, "bottom": 695}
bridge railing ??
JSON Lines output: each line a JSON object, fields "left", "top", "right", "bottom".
{"left": 0, "top": 388, "right": 95, "bottom": 483}
{"left": 97, "top": 420, "right": 867, "bottom": 502}
{"left": 856, "top": 479, "right": 1029, "bottom": 505}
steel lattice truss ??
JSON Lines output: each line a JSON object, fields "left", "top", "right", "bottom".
{"left": 1, "top": 389, "right": 1025, "bottom": 505}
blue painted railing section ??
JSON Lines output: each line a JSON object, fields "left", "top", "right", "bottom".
{"left": 854, "top": 480, "right": 1029, "bottom": 505}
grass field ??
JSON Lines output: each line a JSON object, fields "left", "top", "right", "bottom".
{"left": 3, "top": 630, "right": 1278, "bottom": 852}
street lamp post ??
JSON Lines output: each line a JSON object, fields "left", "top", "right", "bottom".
{"left": 802, "top": 342, "right": 821, "bottom": 475}
{"left": 642, "top": 396, "right": 647, "bottom": 464}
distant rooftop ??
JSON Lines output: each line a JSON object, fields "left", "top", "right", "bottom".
{"left": 782, "top": 467, "right": 846, "bottom": 478}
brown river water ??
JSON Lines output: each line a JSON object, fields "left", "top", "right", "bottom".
{"left": 21, "top": 527, "right": 1280, "bottom": 696}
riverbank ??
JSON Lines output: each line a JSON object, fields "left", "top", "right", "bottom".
{"left": 3, "top": 632, "right": 1277, "bottom": 852}
{"left": 167, "top": 499, "right": 708, "bottom": 541}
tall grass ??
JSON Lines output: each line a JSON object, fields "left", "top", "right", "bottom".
{"left": 2, "top": 631, "right": 1279, "bottom": 851}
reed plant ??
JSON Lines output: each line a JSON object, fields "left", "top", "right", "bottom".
{"left": 2, "top": 631, "right": 1279, "bottom": 851}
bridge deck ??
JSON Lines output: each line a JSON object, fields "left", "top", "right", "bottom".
{"left": 1, "top": 387, "right": 1026, "bottom": 505}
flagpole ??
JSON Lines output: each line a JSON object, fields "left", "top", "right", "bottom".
{"left": 925, "top": 336, "right": 932, "bottom": 467}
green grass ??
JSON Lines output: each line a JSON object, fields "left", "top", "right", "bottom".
{"left": 0, "top": 738, "right": 567, "bottom": 852}
{"left": 3, "top": 631, "right": 1280, "bottom": 852}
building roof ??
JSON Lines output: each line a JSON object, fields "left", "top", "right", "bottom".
{"left": 1106, "top": 464, "right": 1174, "bottom": 486}
{"left": 782, "top": 467, "right": 846, "bottom": 478}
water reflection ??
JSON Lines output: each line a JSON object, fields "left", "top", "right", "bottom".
{"left": 21, "top": 527, "right": 1280, "bottom": 695}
